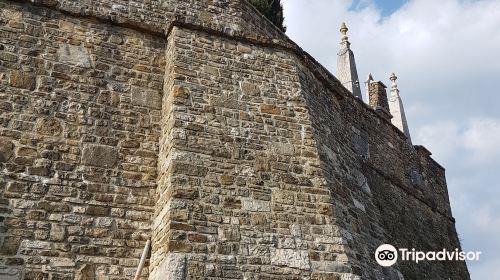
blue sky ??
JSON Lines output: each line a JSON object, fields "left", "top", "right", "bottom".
{"left": 350, "top": 0, "right": 408, "bottom": 16}
{"left": 282, "top": 0, "right": 500, "bottom": 279}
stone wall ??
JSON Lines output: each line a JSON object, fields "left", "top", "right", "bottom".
{"left": 297, "top": 63, "right": 469, "bottom": 279}
{"left": 0, "top": 1, "right": 165, "bottom": 279}
{"left": 0, "top": 0, "right": 469, "bottom": 279}
{"left": 148, "top": 26, "right": 360, "bottom": 279}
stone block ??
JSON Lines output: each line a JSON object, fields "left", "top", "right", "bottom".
{"left": 272, "top": 190, "right": 294, "bottom": 205}
{"left": 75, "top": 264, "right": 95, "bottom": 280}
{"left": 49, "top": 224, "right": 66, "bottom": 242}
{"left": 131, "top": 86, "right": 162, "bottom": 109}
{"left": 125, "top": 210, "right": 150, "bottom": 221}
{"left": 23, "top": 271, "right": 49, "bottom": 280}
{"left": 237, "top": 44, "right": 252, "bottom": 53}
{"left": 81, "top": 145, "right": 118, "bottom": 168}
{"left": 270, "top": 143, "right": 295, "bottom": 156}
{"left": 188, "top": 233, "right": 208, "bottom": 243}
{"left": 311, "top": 272, "right": 341, "bottom": 280}
{"left": 167, "top": 241, "right": 192, "bottom": 253}
{"left": 4, "top": 257, "right": 24, "bottom": 266}
{"left": 220, "top": 174, "right": 234, "bottom": 185}
{"left": 222, "top": 197, "right": 241, "bottom": 209}
{"left": 0, "top": 138, "right": 15, "bottom": 162}
{"left": 173, "top": 86, "right": 190, "bottom": 99}
{"left": 311, "top": 261, "right": 351, "bottom": 273}
{"left": 260, "top": 104, "right": 281, "bottom": 115}
{"left": 0, "top": 236, "right": 21, "bottom": 255}
{"left": 254, "top": 155, "right": 270, "bottom": 172}
{"left": 9, "top": 70, "right": 36, "bottom": 90}
{"left": 218, "top": 225, "right": 240, "bottom": 241}
{"left": 51, "top": 258, "right": 75, "bottom": 267}
{"left": 203, "top": 65, "right": 219, "bottom": 76}
{"left": 241, "top": 198, "right": 271, "bottom": 212}
{"left": 240, "top": 82, "right": 260, "bottom": 96}
{"left": 170, "top": 162, "right": 208, "bottom": 177}
{"left": 270, "top": 248, "right": 310, "bottom": 270}
{"left": 57, "top": 44, "right": 92, "bottom": 68}
{"left": 85, "top": 206, "right": 109, "bottom": 216}
{"left": 155, "top": 253, "right": 186, "bottom": 280}
{"left": 172, "top": 188, "right": 199, "bottom": 200}
{"left": 16, "top": 147, "right": 37, "bottom": 157}
{"left": 36, "top": 118, "right": 63, "bottom": 136}
{"left": 209, "top": 94, "right": 246, "bottom": 110}
{"left": 27, "top": 166, "right": 50, "bottom": 176}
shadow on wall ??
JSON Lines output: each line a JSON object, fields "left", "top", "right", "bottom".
{"left": 298, "top": 63, "right": 470, "bottom": 280}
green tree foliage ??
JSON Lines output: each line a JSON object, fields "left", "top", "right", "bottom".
{"left": 249, "top": 0, "right": 286, "bottom": 32}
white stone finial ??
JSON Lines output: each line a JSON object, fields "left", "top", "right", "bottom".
{"left": 339, "top": 22, "right": 350, "bottom": 48}
{"left": 389, "top": 72, "right": 400, "bottom": 98}
{"left": 340, "top": 22, "right": 348, "bottom": 36}
{"left": 389, "top": 72, "right": 398, "bottom": 89}
{"left": 388, "top": 72, "right": 411, "bottom": 142}
{"left": 336, "top": 22, "right": 361, "bottom": 99}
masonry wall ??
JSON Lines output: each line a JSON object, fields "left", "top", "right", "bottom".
{"left": 0, "top": 0, "right": 469, "bottom": 279}
{"left": 297, "top": 64, "right": 470, "bottom": 279}
{"left": 147, "top": 25, "right": 361, "bottom": 279}
{"left": 0, "top": 1, "right": 165, "bottom": 279}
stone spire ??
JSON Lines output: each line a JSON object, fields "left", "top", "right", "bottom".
{"left": 336, "top": 22, "right": 362, "bottom": 99}
{"left": 388, "top": 73, "right": 412, "bottom": 142}
{"left": 365, "top": 73, "right": 373, "bottom": 103}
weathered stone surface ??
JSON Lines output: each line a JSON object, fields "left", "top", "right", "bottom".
{"left": 167, "top": 241, "right": 192, "bottom": 252}
{"left": 241, "top": 198, "right": 271, "bottom": 212}
{"left": 0, "top": 236, "right": 21, "bottom": 255}
{"left": 131, "top": 86, "right": 162, "bottom": 109}
{"left": 220, "top": 174, "right": 234, "bottom": 185}
{"left": 170, "top": 162, "right": 207, "bottom": 177}
{"left": 49, "top": 224, "right": 66, "bottom": 242}
{"left": 240, "top": 82, "right": 260, "bottom": 96}
{"left": 218, "top": 225, "right": 240, "bottom": 241}
{"left": 260, "top": 104, "right": 281, "bottom": 115}
{"left": 85, "top": 206, "right": 109, "bottom": 216}
{"left": 81, "top": 145, "right": 118, "bottom": 168}
{"left": 1, "top": 10, "right": 163, "bottom": 277}
{"left": 9, "top": 70, "right": 36, "bottom": 90}
{"left": 270, "top": 248, "right": 310, "bottom": 270}
{"left": 254, "top": 154, "right": 270, "bottom": 171}
{"left": 270, "top": 143, "right": 295, "bottom": 156}
{"left": 311, "top": 272, "right": 341, "bottom": 280}
{"left": 155, "top": 253, "right": 186, "bottom": 280}
{"left": 0, "top": 1, "right": 468, "bottom": 280}
{"left": 0, "top": 138, "right": 15, "bottom": 162}
{"left": 36, "top": 118, "right": 63, "bottom": 136}
{"left": 57, "top": 43, "right": 92, "bottom": 67}
{"left": 75, "top": 264, "right": 95, "bottom": 280}
{"left": 209, "top": 93, "right": 246, "bottom": 110}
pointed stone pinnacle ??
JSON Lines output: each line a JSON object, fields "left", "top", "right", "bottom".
{"left": 336, "top": 22, "right": 361, "bottom": 99}
{"left": 340, "top": 22, "right": 350, "bottom": 44}
{"left": 390, "top": 72, "right": 398, "bottom": 90}
{"left": 390, "top": 72, "right": 397, "bottom": 82}
{"left": 366, "top": 73, "right": 374, "bottom": 83}
{"left": 340, "top": 22, "right": 348, "bottom": 35}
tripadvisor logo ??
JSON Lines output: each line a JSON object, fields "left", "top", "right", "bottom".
{"left": 375, "top": 244, "right": 398, "bottom": 267}
{"left": 374, "top": 244, "right": 481, "bottom": 267}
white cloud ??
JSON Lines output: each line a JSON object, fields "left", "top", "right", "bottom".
{"left": 414, "top": 118, "right": 500, "bottom": 165}
{"left": 415, "top": 121, "right": 460, "bottom": 162}
{"left": 462, "top": 119, "right": 500, "bottom": 164}
{"left": 469, "top": 258, "right": 500, "bottom": 280}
